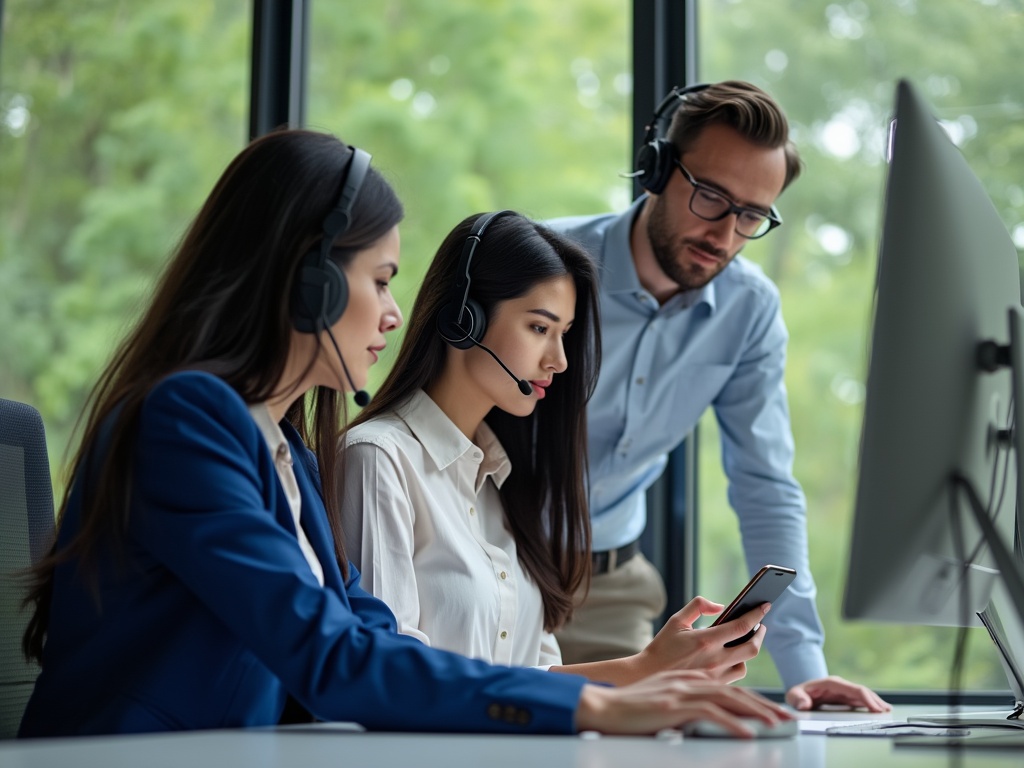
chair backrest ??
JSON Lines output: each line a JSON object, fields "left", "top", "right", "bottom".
{"left": 0, "top": 398, "right": 55, "bottom": 738}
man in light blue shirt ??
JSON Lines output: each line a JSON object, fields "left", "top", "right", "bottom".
{"left": 546, "top": 81, "right": 887, "bottom": 712}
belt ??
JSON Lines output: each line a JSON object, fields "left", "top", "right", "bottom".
{"left": 591, "top": 539, "right": 641, "bottom": 575}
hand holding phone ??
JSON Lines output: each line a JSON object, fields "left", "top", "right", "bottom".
{"left": 710, "top": 565, "right": 797, "bottom": 647}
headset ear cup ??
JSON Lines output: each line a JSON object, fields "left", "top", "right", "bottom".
{"left": 635, "top": 141, "right": 659, "bottom": 192}
{"left": 290, "top": 252, "right": 349, "bottom": 333}
{"left": 636, "top": 138, "right": 676, "bottom": 194}
{"left": 290, "top": 250, "right": 321, "bottom": 334}
{"left": 437, "top": 298, "right": 487, "bottom": 351}
{"left": 319, "top": 259, "right": 349, "bottom": 326}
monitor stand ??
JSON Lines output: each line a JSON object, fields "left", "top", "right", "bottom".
{"left": 913, "top": 305, "right": 1024, "bottom": 730}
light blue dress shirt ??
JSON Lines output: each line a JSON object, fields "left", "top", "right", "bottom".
{"left": 547, "top": 197, "right": 828, "bottom": 688}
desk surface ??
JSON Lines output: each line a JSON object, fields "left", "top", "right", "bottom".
{"left": 2, "top": 706, "right": 1022, "bottom": 767}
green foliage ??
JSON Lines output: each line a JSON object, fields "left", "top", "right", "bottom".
{"left": 306, "top": 0, "right": 630, "bottom": 374}
{"left": 4, "top": 0, "right": 1023, "bottom": 692}
{"left": 1, "top": 0, "right": 248, "bottom": 470}
{"left": 697, "top": 0, "right": 1024, "bottom": 689}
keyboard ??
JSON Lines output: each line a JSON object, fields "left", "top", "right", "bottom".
{"left": 825, "top": 721, "right": 971, "bottom": 738}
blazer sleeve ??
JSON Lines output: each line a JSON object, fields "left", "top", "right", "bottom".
{"left": 129, "top": 373, "right": 586, "bottom": 733}
{"left": 341, "top": 563, "right": 400, "bottom": 634}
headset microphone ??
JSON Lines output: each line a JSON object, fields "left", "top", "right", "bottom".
{"left": 464, "top": 336, "right": 534, "bottom": 396}
{"left": 325, "top": 324, "right": 371, "bottom": 407}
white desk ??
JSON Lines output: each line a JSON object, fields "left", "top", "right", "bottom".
{"left": 2, "top": 706, "right": 1022, "bottom": 767}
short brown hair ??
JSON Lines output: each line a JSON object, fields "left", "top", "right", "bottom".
{"left": 666, "top": 80, "right": 802, "bottom": 190}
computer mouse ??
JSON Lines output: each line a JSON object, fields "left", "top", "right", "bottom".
{"left": 682, "top": 717, "right": 798, "bottom": 739}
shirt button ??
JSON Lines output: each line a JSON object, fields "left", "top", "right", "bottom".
{"left": 500, "top": 631, "right": 508, "bottom": 639}
{"left": 635, "top": 376, "right": 645, "bottom": 385}
{"left": 469, "top": 507, "right": 475, "bottom": 516}
{"left": 499, "top": 571, "right": 507, "bottom": 580}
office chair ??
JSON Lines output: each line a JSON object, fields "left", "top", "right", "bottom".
{"left": 0, "top": 398, "right": 55, "bottom": 738}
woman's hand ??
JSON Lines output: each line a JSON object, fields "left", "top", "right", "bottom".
{"left": 633, "top": 597, "right": 770, "bottom": 683}
{"left": 574, "top": 670, "right": 793, "bottom": 737}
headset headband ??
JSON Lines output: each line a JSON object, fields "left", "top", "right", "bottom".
{"left": 641, "top": 82, "right": 711, "bottom": 146}
{"left": 449, "top": 209, "right": 517, "bottom": 328}
{"left": 317, "top": 146, "right": 371, "bottom": 269}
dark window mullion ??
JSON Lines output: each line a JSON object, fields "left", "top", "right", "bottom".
{"left": 249, "top": 0, "right": 308, "bottom": 141}
{"left": 633, "top": 0, "right": 700, "bottom": 620}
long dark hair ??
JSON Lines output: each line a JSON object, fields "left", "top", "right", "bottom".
{"left": 23, "top": 130, "right": 404, "bottom": 663}
{"left": 350, "top": 213, "right": 600, "bottom": 631}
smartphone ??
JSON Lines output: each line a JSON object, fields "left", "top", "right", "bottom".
{"left": 709, "top": 565, "right": 797, "bottom": 647}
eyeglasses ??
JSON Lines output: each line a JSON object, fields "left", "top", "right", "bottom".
{"left": 673, "top": 160, "right": 783, "bottom": 239}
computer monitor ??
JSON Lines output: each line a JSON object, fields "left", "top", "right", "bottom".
{"left": 842, "top": 79, "right": 1024, "bottom": 633}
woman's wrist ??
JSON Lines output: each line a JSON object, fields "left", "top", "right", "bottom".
{"left": 574, "top": 684, "right": 612, "bottom": 732}
{"left": 630, "top": 646, "right": 658, "bottom": 681}
{"left": 615, "top": 650, "right": 650, "bottom": 684}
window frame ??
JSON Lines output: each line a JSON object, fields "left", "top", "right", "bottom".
{"left": 142, "top": 0, "right": 1022, "bottom": 705}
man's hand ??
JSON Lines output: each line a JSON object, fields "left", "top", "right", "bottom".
{"left": 785, "top": 675, "right": 891, "bottom": 712}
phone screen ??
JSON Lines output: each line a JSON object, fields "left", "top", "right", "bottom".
{"left": 709, "top": 565, "right": 797, "bottom": 647}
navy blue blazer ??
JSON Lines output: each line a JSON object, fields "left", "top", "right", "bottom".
{"left": 19, "top": 372, "right": 585, "bottom": 737}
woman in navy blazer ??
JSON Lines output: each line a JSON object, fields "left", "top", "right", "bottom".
{"left": 18, "top": 130, "right": 788, "bottom": 738}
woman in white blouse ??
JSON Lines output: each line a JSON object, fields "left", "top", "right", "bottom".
{"left": 338, "top": 211, "right": 770, "bottom": 685}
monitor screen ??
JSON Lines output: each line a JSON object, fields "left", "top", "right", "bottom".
{"left": 842, "top": 79, "right": 1022, "bottom": 627}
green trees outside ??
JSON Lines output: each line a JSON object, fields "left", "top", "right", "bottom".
{"left": 2, "top": 0, "right": 1022, "bottom": 690}
{"left": 1, "top": 0, "right": 250, "bottom": 462}
{"left": 697, "top": 0, "right": 1024, "bottom": 688}
{"left": 306, "top": 0, "right": 631, "bottom": 379}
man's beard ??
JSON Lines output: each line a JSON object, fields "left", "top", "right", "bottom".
{"left": 647, "top": 196, "right": 731, "bottom": 292}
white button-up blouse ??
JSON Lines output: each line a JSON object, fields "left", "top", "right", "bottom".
{"left": 339, "top": 389, "right": 561, "bottom": 668}
{"left": 249, "top": 402, "right": 324, "bottom": 587}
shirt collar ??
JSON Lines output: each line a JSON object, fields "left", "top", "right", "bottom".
{"left": 396, "top": 389, "right": 512, "bottom": 492}
{"left": 602, "top": 195, "right": 718, "bottom": 314}
{"left": 601, "top": 196, "right": 647, "bottom": 295}
{"left": 248, "top": 402, "right": 291, "bottom": 464}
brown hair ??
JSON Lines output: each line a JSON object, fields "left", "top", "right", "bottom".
{"left": 667, "top": 80, "right": 803, "bottom": 190}
{"left": 23, "top": 130, "right": 404, "bottom": 663}
{"left": 348, "top": 213, "right": 599, "bottom": 631}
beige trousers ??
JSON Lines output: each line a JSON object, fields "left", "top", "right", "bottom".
{"left": 555, "top": 552, "right": 668, "bottom": 664}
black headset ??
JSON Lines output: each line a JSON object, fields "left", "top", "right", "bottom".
{"left": 436, "top": 209, "right": 518, "bottom": 350}
{"left": 290, "top": 146, "right": 372, "bottom": 334}
{"left": 633, "top": 83, "right": 710, "bottom": 194}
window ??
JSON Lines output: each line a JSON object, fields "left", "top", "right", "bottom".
{"left": 9, "top": 0, "right": 1021, "bottom": 698}
{"left": 306, "top": 0, "right": 630, "bottom": 384}
{"left": 696, "top": 0, "right": 1024, "bottom": 690}
{"left": 1, "top": 1, "right": 250, "bottom": 471}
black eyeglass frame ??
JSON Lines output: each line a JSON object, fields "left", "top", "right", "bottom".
{"left": 673, "top": 160, "right": 783, "bottom": 240}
